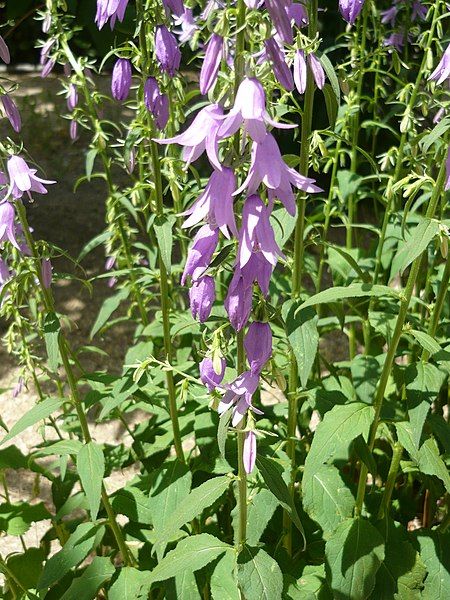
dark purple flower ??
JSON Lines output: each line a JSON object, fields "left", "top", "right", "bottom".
{"left": 0, "top": 202, "right": 20, "bottom": 249}
{"left": 41, "top": 258, "right": 52, "bottom": 288}
{"left": 384, "top": 33, "right": 405, "bottom": 52}
{"left": 381, "top": 6, "right": 398, "bottom": 26}
{"left": 266, "top": 0, "right": 293, "bottom": 44}
{"left": 200, "top": 357, "right": 226, "bottom": 392}
{"left": 264, "top": 38, "right": 294, "bottom": 91}
{"left": 111, "top": 58, "right": 132, "bottom": 101}
{"left": 412, "top": 0, "right": 427, "bottom": 21}
{"left": 0, "top": 35, "right": 10, "bottom": 64}
{"left": 155, "top": 26, "right": 181, "bottom": 76}
{"left": 7, "top": 156, "right": 55, "bottom": 201}
{"left": 218, "top": 370, "right": 261, "bottom": 426}
{"left": 1, "top": 95, "right": 21, "bottom": 133}
{"left": 144, "top": 77, "right": 169, "bottom": 130}
{"left": 182, "top": 167, "right": 237, "bottom": 238}
{"left": 288, "top": 3, "right": 308, "bottom": 27}
{"left": 244, "top": 321, "right": 272, "bottom": 375}
{"left": 189, "top": 275, "right": 215, "bottom": 322}
{"left": 294, "top": 50, "right": 307, "bottom": 94}
{"left": 243, "top": 430, "right": 256, "bottom": 474}
{"left": 96, "top": 0, "right": 130, "bottom": 29}
{"left": 67, "top": 84, "right": 78, "bottom": 110}
{"left": 339, "top": 0, "right": 365, "bottom": 25}
{"left": 200, "top": 34, "right": 223, "bottom": 95}
{"left": 181, "top": 224, "right": 218, "bottom": 285}
{"left": 429, "top": 45, "right": 450, "bottom": 85}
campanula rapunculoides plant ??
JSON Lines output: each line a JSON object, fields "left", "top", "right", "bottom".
{"left": 0, "top": 0, "right": 450, "bottom": 598}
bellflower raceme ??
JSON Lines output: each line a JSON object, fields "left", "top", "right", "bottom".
{"left": 0, "top": 35, "right": 10, "bottom": 64}
{"left": 200, "top": 357, "right": 226, "bottom": 392}
{"left": 189, "top": 275, "right": 215, "bottom": 322}
{"left": 243, "top": 430, "right": 257, "bottom": 474}
{"left": 264, "top": 38, "right": 295, "bottom": 91}
{"left": 7, "top": 156, "right": 55, "bottom": 201}
{"left": 200, "top": 34, "right": 224, "bottom": 95}
{"left": 0, "top": 202, "right": 20, "bottom": 249}
{"left": 96, "top": 0, "right": 129, "bottom": 29}
{"left": 182, "top": 167, "right": 237, "bottom": 237}
{"left": 244, "top": 321, "right": 272, "bottom": 375}
{"left": 1, "top": 95, "right": 21, "bottom": 133}
{"left": 218, "top": 77, "right": 296, "bottom": 143}
{"left": 156, "top": 104, "right": 224, "bottom": 169}
{"left": 144, "top": 77, "right": 169, "bottom": 130}
{"left": 218, "top": 370, "right": 262, "bottom": 426}
{"left": 111, "top": 58, "right": 132, "bottom": 101}
{"left": 234, "top": 132, "right": 321, "bottom": 215}
{"left": 155, "top": 26, "right": 181, "bottom": 76}
{"left": 181, "top": 224, "right": 218, "bottom": 285}
{"left": 429, "top": 45, "right": 450, "bottom": 86}
{"left": 339, "top": 0, "right": 365, "bottom": 25}
{"left": 265, "top": 0, "right": 293, "bottom": 44}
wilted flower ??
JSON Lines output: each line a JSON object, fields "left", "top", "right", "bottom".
{"left": 67, "top": 84, "right": 78, "bottom": 110}
{"left": 1, "top": 95, "right": 21, "bottom": 132}
{"left": 200, "top": 34, "right": 223, "bottom": 95}
{"left": 218, "top": 370, "right": 262, "bottom": 426}
{"left": 339, "top": 0, "right": 365, "bottom": 25}
{"left": 41, "top": 258, "right": 52, "bottom": 288}
{"left": 7, "top": 156, "right": 55, "bottom": 201}
{"left": 243, "top": 430, "right": 256, "bottom": 474}
{"left": 244, "top": 322, "right": 272, "bottom": 375}
{"left": 0, "top": 35, "right": 10, "bottom": 64}
{"left": 182, "top": 167, "right": 237, "bottom": 238}
{"left": 111, "top": 58, "right": 132, "bottom": 101}
{"left": 200, "top": 357, "right": 226, "bottom": 392}
{"left": 155, "top": 25, "right": 181, "bottom": 76}
{"left": 429, "top": 45, "right": 450, "bottom": 86}
{"left": 264, "top": 38, "right": 294, "bottom": 91}
{"left": 96, "top": 0, "right": 130, "bottom": 29}
{"left": 181, "top": 224, "right": 218, "bottom": 285}
{"left": 0, "top": 201, "right": 20, "bottom": 249}
{"left": 189, "top": 276, "right": 215, "bottom": 322}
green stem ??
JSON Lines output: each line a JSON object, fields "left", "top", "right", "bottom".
{"left": 377, "top": 442, "right": 403, "bottom": 519}
{"left": 236, "top": 329, "right": 247, "bottom": 551}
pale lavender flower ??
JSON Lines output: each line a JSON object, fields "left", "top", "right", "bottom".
{"left": 156, "top": 104, "right": 224, "bottom": 169}
{"left": 218, "top": 370, "right": 262, "bottom": 426}
{"left": 384, "top": 33, "right": 405, "bottom": 52}
{"left": 244, "top": 322, "right": 272, "bottom": 375}
{"left": 181, "top": 224, "right": 218, "bottom": 285}
{"left": 308, "top": 53, "right": 325, "bottom": 89}
{"left": 190, "top": 276, "right": 215, "bottom": 322}
{"left": 182, "top": 167, "right": 237, "bottom": 238}
{"left": 41, "top": 258, "right": 52, "bottom": 288}
{"left": 0, "top": 258, "right": 10, "bottom": 290}
{"left": 42, "top": 14, "right": 52, "bottom": 33}
{"left": 445, "top": 146, "right": 450, "bottom": 192}
{"left": 70, "top": 120, "right": 78, "bottom": 141}
{"left": 12, "top": 377, "right": 24, "bottom": 399}
{"left": 293, "top": 50, "right": 307, "bottom": 94}
{"left": 429, "top": 45, "right": 450, "bottom": 85}
{"left": 1, "top": 95, "right": 21, "bottom": 132}
{"left": 243, "top": 430, "right": 256, "bottom": 474}
{"left": 39, "top": 38, "right": 55, "bottom": 65}
{"left": 381, "top": 6, "right": 398, "bottom": 26}
{"left": 7, "top": 156, "right": 55, "bottom": 201}
{"left": 111, "top": 58, "right": 132, "bottom": 101}
{"left": 266, "top": 0, "right": 293, "bottom": 44}
{"left": 0, "top": 35, "right": 10, "bottom": 64}
{"left": 0, "top": 202, "right": 20, "bottom": 249}
{"left": 200, "top": 34, "right": 223, "bottom": 95}
{"left": 200, "top": 357, "right": 226, "bottom": 392}
{"left": 174, "top": 8, "right": 198, "bottom": 44}
{"left": 67, "top": 84, "right": 78, "bottom": 110}
{"left": 155, "top": 26, "right": 181, "bottom": 76}
{"left": 244, "top": 0, "right": 264, "bottom": 7}
{"left": 433, "top": 108, "right": 445, "bottom": 124}
{"left": 339, "top": 0, "right": 365, "bottom": 25}
{"left": 264, "top": 38, "right": 295, "bottom": 91}
{"left": 162, "top": 0, "right": 185, "bottom": 16}
{"left": 218, "top": 77, "right": 296, "bottom": 143}
{"left": 96, "top": 0, "right": 130, "bottom": 29}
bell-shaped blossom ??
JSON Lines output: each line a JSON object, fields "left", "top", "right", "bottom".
{"left": 288, "top": 3, "right": 308, "bottom": 27}
{"left": 40, "top": 39, "right": 55, "bottom": 66}
{"left": 189, "top": 276, "right": 215, "bottom": 322}
{"left": 266, "top": 0, "right": 293, "bottom": 44}
{"left": 162, "top": 0, "right": 185, "bottom": 16}
{"left": 308, "top": 53, "right": 325, "bottom": 89}
{"left": 200, "top": 34, "right": 223, "bottom": 95}
{"left": 412, "top": 1, "right": 427, "bottom": 21}
{"left": 294, "top": 50, "right": 307, "bottom": 94}
{"left": 155, "top": 26, "right": 181, "bottom": 76}
{"left": 218, "top": 370, "right": 262, "bottom": 426}
{"left": 200, "top": 357, "right": 226, "bottom": 392}
{"left": 7, "top": 156, "right": 55, "bottom": 201}
{"left": 234, "top": 133, "right": 321, "bottom": 215}
{"left": 174, "top": 8, "right": 198, "bottom": 44}
{"left": 1, "top": 95, "right": 21, "bottom": 133}
{"left": 264, "top": 38, "right": 294, "bottom": 91}
{"left": 96, "top": 0, "right": 129, "bottom": 29}
{"left": 429, "top": 45, "right": 450, "bottom": 86}
{"left": 156, "top": 104, "right": 224, "bottom": 169}
{"left": 182, "top": 167, "right": 237, "bottom": 238}
{"left": 381, "top": 6, "right": 398, "bottom": 26}
{"left": 111, "top": 58, "right": 132, "bottom": 101}
{"left": 339, "top": 0, "right": 365, "bottom": 25}
{"left": 144, "top": 77, "right": 169, "bottom": 130}
{"left": 67, "top": 84, "right": 78, "bottom": 111}
{"left": 244, "top": 0, "right": 264, "bottom": 7}
{"left": 41, "top": 258, "right": 53, "bottom": 288}
{"left": 181, "top": 224, "right": 218, "bottom": 285}
{"left": 243, "top": 430, "right": 256, "bottom": 474}
{"left": 218, "top": 77, "right": 296, "bottom": 143}
{"left": 384, "top": 33, "right": 406, "bottom": 52}
{"left": 0, "top": 35, "right": 10, "bottom": 64}
{"left": 224, "top": 268, "right": 254, "bottom": 331}
{"left": 0, "top": 202, "right": 20, "bottom": 249}
{"left": 445, "top": 146, "right": 450, "bottom": 192}
{"left": 244, "top": 322, "right": 272, "bottom": 375}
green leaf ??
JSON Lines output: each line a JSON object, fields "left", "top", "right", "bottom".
{"left": 271, "top": 208, "right": 297, "bottom": 249}
{"left": 0, "top": 445, "right": 29, "bottom": 469}
{"left": 322, "top": 83, "right": 338, "bottom": 128}
{"left": 325, "top": 518, "right": 385, "bottom": 600}
{"left": 78, "top": 231, "right": 111, "bottom": 262}
{"left": 351, "top": 354, "right": 383, "bottom": 404}
{"left": 153, "top": 475, "right": 231, "bottom": 545}
{"left": 285, "top": 568, "right": 331, "bottom": 599}
{"left": 237, "top": 546, "right": 283, "bottom": 600}
{"left": 167, "top": 570, "right": 202, "bottom": 599}
{"left": 153, "top": 214, "right": 177, "bottom": 275}
{"left": 256, "top": 454, "right": 305, "bottom": 545}
{"left": 5, "top": 547, "right": 45, "bottom": 591}
{"left": 33, "top": 439, "right": 82, "bottom": 457}
{"left": 85, "top": 148, "right": 98, "bottom": 180}
{"left": 217, "top": 408, "right": 232, "bottom": 459}
{"left": 300, "top": 284, "right": 398, "bottom": 309}
{"left": 246, "top": 488, "right": 278, "bottom": 546}
{"left": 352, "top": 435, "right": 377, "bottom": 477}
{"left": 320, "top": 54, "right": 341, "bottom": 107}
{"left": 282, "top": 301, "right": 319, "bottom": 388}
{"left": 111, "top": 486, "right": 152, "bottom": 524}
{"left": 1, "top": 396, "right": 62, "bottom": 446}
{"left": 414, "top": 530, "right": 450, "bottom": 600}
{"left": 60, "top": 556, "right": 115, "bottom": 600}
{"left": 409, "top": 330, "right": 441, "bottom": 355}
{"left": 108, "top": 567, "right": 149, "bottom": 600}
{"left": 77, "top": 442, "right": 105, "bottom": 520}
{"left": 420, "top": 116, "right": 450, "bottom": 153}
{"left": 210, "top": 550, "right": 239, "bottom": 600}
{"left": 395, "top": 421, "right": 420, "bottom": 463}
{"left": 0, "top": 502, "right": 51, "bottom": 535}
{"left": 302, "top": 464, "right": 354, "bottom": 537}
{"left": 44, "top": 312, "right": 61, "bottom": 372}
{"left": 336, "top": 170, "right": 362, "bottom": 201}
{"left": 91, "top": 288, "right": 129, "bottom": 338}
{"left": 391, "top": 218, "right": 440, "bottom": 278}
{"left": 38, "top": 522, "right": 106, "bottom": 589}
{"left": 418, "top": 437, "right": 450, "bottom": 493}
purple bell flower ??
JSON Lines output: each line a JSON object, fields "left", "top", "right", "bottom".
{"left": 224, "top": 269, "right": 254, "bottom": 331}
{"left": 200, "top": 34, "right": 224, "bottom": 95}
{"left": 339, "top": 0, "right": 365, "bottom": 25}
{"left": 1, "top": 95, "right": 21, "bottom": 133}
{"left": 155, "top": 25, "right": 181, "bottom": 76}
{"left": 0, "top": 35, "right": 10, "bottom": 64}
{"left": 182, "top": 167, "right": 237, "bottom": 238}
{"left": 288, "top": 3, "right": 308, "bottom": 27}
{"left": 200, "top": 357, "right": 226, "bottom": 392}
{"left": 96, "top": 0, "right": 130, "bottom": 30}
{"left": 294, "top": 50, "right": 307, "bottom": 94}
{"left": 181, "top": 224, "right": 218, "bottom": 285}
{"left": 243, "top": 430, "right": 257, "bottom": 474}
{"left": 429, "top": 45, "right": 450, "bottom": 86}
{"left": 162, "top": 0, "right": 185, "bottom": 17}
{"left": 264, "top": 38, "right": 294, "bottom": 91}
{"left": 41, "top": 58, "right": 55, "bottom": 78}
{"left": 67, "top": 84, "right": 78, "bottom": 110}
{"left": 218, "top": 370, "right": 262, "bottom": 427}
{"left": 174, "top": 8, "right": 198, "bottom": 44}
{"left": 189, "top": 275, "right": 215, "bottom": 322}
{"left": 412, "top": 0, "right": 427, "bottom": 21}
{"left": 381, "top": 6, "right": 398, "bottom": 26}
{"left": 244, "top": 321, "right": 272, "bottom": 375}
{"left": 384, "top": 33, "right": 406, "bottom": 52}
{"left": 0, "top": 257, "right": 11, "bottom": 291}
{"left": 0, "top": 202, "right": 20, "bottom": 249}
{"left": 7, "top": 156, "right": 55, "bottom": 201}
{"left": 144, "top": 77, "right": 169, "bottom": 130}
{"left": 111, "top": 58, "right": 132, "bottom": 101}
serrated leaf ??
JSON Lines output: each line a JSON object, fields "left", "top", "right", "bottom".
{"left": 351, "top": 354, "right": 383, "bottom": 404}
{"left": 5, "top": 547, "right": 45, "bottom": 592}
{"left": 246, "top": 488, "right": 278, "bottom": 546}
{"left": 282, "top": 301, "right": 319, "bottom": 388}
{"left": 33, "top": 439, "right": 82, "bottom": 457}
{"left": 237, "top": 546, "right": 283, "bottom": 600}
{"left": 167, "top": 570, "right": 202, "bottom": 599}
{"left": 418, "top": 437, "right": 450, "bottom": 493}
{"left": 111, "top": 486, "right": 152, "bottom": 524}
{"left": 77, "top": 442, "right": 105, "bottom": 520}
{"left": 211, "top": 552, "right": 239, "bottom": 600}
{"left": 91, "top": 288, "right": 129, "bottom": 338}
{"left": 414, "top": 530, "right": 450, "bottom": 600}
{"left": 154, "top": 214, "right": 177, "bottom": 275}
{"left": 60, "top": 556, "right": 115, "bottom": 600}
{"left": 300, "top": 284, "right": 398, "bottom": 309}
{"left": 391, "top": 218, "right": 440, "bottom": 279}
{"left": 409, "top": 330, "right": 441, "bottom": 355}
{"left": 44, "top": 312, "right": 61, "bottom": 371}
{"left": 1, "top": 396, "right": 62, "bottom": 446}
{"left": 108, "top": 567, "right": 149, "bottom": 600}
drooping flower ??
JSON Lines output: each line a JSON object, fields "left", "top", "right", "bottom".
{"left": 243, "top": 430, "right": 256, "bottom": 474}
{"left": 200, "top": 34, "right": 223, "bottom": 95}
{"left": 181, "top": 224, "right": 218, "bottom": 285}
{"left": 162, "top": 0, "right": 185, "bottom": 16}
{"left": 339, "top": 0, "right": 365, "bottom": 25}
{"left": 0, "top": 35, "right": 10, "bottom": 64}
{"left": 0, "top": 202, "right": 20, "bottom": 249}
{"left": 412, "top": 1, "right": 427, "bottom": 21}
{"left": 200, "top": 357, "right": 226, "bottom": 392}
{"left": 41, "top": 58, "right": 56, "bottom": 78}
{"left": 429, "top": 45, "right": 450, "bottom": 86}
{"left": 445, "top": 145, "right": 450, "bottom": 192}
{"left": 264, "top": 38, "right": 295, "bottom": 91}
{"left": 265, "top": 0, "right": 293, "bottom": 44}
{"left": 174, "top": 8, "right": 198, "bottom": 44}
{"left": 156, "top": 104, "right": 224, "bottom": 169}
{"left": 218, "top": 370, "right": 262, "bottom": 426}
{"left": 155, "top": 25, "right": 181, "bottom": 76}
{"left": 95, "top": 0, "right": 130, "bottom": 30}
{"left": 224, "top": 268, "right": 254, "bottom": 331}
{"left": 111, "top": 58, "right": 132, "bottom": 101}
{"left": 244, "top": 322, "right": 272, "bottom": 375}
{"left": 7, "top": 156, "right": 56, "bottom": 201}
{"left": 381, "top": 6, "right": 398, "bottom": 27}
{"left": 1, "top": 95, "right": 21, "bottom": 132}
{"left": 189, "top": 276, "right": 215, "bottom": 322}
{"left": 288, "top": 3, "right": 308, "bottom": 27}
{"left": 293, "top": 50, "right": 307, "bottom": 94}
{"left": 218, "top": 77, "right": 296, "bottom": 143}
{"left": 39, "top": 38, "right": 55, "bottom": 66}
{"left": 67, "top": 84, "right": 78, "bottom": 111}
{"left": 0, "top": 257, "right": 11, "bottom": 291}
{"left": 144, "top": 77, "right": 169, "bottom": 130}
{"left": 384, "top": 33, "right": 406, "bottom": 52}
{"left": 182, "top": 167, "right": 237, "bottom": 237}
{"left": 41, "top": 258, "right": 53, "bottom": 288}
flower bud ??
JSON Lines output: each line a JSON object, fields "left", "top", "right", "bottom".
{"left": 244, "top": 321, "right": 272, "bottom": 375}
{"left": 200, "top": 34, "right": 223, "bottom": 95}
{"left": 189, "top": 276, "right": 215, "bottom": 322}
{"left": 111, "top": 58, "right": 132, "bottom": 101}
{"left": 200, "top": 357, "right": 225, "bottom": 392}
{"left": 155, "top": 25, "right": 181, "bottom": 77}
